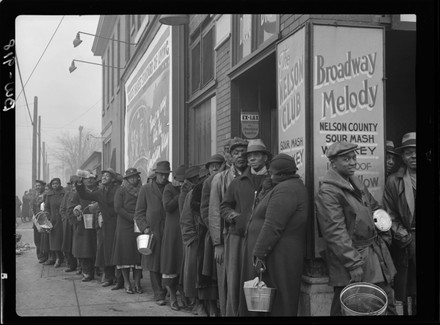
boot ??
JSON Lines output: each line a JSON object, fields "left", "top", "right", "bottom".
{"left": 121, "top": 268, "right": 133, "bottom": 294}
{"left": 133, "top": 268, "right": 143, "bottom": 293}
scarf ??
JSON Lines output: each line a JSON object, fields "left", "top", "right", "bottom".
{"left": 250, "top": 165, "right": 268, "bottom": 175}
{"left": 403, "top": 167, "right": 415, "bottom": 219}
{"left": 125, "top": 181, "right": 141, "bottom": 198}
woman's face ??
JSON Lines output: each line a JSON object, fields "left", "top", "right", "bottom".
{"left": 127, "top": 175, "right": 139, "bottom": 186}
{"left": 51, "top": 181, "right": 60, "bottom": 190}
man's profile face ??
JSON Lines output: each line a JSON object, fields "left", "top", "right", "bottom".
{"left": 332, "top": 152, "right": 357, "bottom": 179}
{"left": 231, "top": 146, "right": 247, "bottom": 169}
{"left": 101, "top": 172, "right": 112, "bottom": 185}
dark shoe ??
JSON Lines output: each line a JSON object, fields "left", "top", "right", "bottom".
{"left": 171, "top": 301, "right": 180, "bottom": 311}
{"left": 54, "top": 259, "right": 61, "bottom": 268}
{"left": 111, "top": 282, "right": 124, "bottom": 290}
{"left": 82, "top": 275, "right": 94, "bottom": 282}
{"left": 134, "top": 285, "right": 143, "bottom": 294}
{"left": 101, "top": 280, "right": 114, "bottom": 287}
{"left": 38, "top": 258, "right": 48, "bottom": 264}
{"left": 43, "top": 259, "right": 55, "bottom": 265}
{"left": 125, "top": 286, "right": 134, "bottom": 294}
{"left": 64, "top": 267, "right": 76, "bottom": 273}
{"left": 156, "top": 299, "right": 166, "bottom": 306}
{"left": 76, "top": 269, "right": 82, "bottom": 275}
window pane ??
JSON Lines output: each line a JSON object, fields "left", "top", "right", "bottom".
{"left": 202, "top": 28, "right": 214, "bottom": 86}
{"left": 256, "top": 14, "right": 278, "bottom": 48}
{"left": 236, "top": 14, "right": 252, "bottom": 63}
{"left": 188, "top": 100, "right": 212, "bottom": 166}
{"left": 191, "top": 43, "right": 201, "bottom": 93}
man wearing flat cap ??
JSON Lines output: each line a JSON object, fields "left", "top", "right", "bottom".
{"left": 221, "top": 138, "right": 271, "bottom": 316}
{"left": 315, "top": 141, "right": 397, "bottom": 316}
{"left": 134, "top": 161, "right": 171, "bottom": 305}
{"left": 383, "top": 132, "right": 417, "bottom": 314}
{"left": 208, "top": 137, "right": 248, "bottom": 316}
{"left": 30, "top": 179, "right": 49, "bottom": 263}
{"left": 76, "top": 168, "right": 120, "bottom": 287}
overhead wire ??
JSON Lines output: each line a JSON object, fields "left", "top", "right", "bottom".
{"left": 15, "top": 54, "right": 33, "bottom": 125}
{"left": 15, "top": 15, "right": 65, "bottom": 102}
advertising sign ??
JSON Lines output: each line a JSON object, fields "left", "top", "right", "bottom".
{"left": 277, "top": 26, "right": 306, "bottom": 181}
{"left": 312, "top": 25, "right": 385, "bottom": 254}
{"left": 124, "top": 25, "right": 172, "bottom": 182}
{"left": 241, "top": 111, "right": 259, "bottom": 139}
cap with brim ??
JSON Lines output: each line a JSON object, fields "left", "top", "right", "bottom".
{"left": 229, "top": 137, "right": 248, "bottom": 153}
{"left": 243, "top": 139, "right": 272, "bottom": 160}
{"left": 123, "top": 167, "right": 141, "bottom": 179}
{"left": 386, "top": 140, "right": 398, "bottom": 155}
{"left": 205, "top": 154, "right": 225, "bottom": 169}
{"left": 154, "top": 161, "right": 172, "bottom": 174}
{"left": 395, "top": 132, "right": 416, "bottom": 153}
{"left": 326, "top": 142, "right": 358, "bottom": 159}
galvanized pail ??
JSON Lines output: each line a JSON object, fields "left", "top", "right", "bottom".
{"left": 244, "top": 285, "right": 276, "bottom": 312}
{"left": 83, "top": 214, "right": 95, "bottom": 229}
{"left": 340, "top": 282, "right": 388, "bottom": 316}
{"left": 137, "top": 234, "right": 153, "bottom": 255}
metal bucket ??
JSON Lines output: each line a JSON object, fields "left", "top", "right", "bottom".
{"left": 83, "top": 214, "right": 95, "bottom": 229}
{"left": 340, "top": 282, "right": 388, "bottom": 316}
{"left": 244, "top": 286, "right": 276, "bottom": 312}
{"left": 137, "top": 234, "right": 153, "bottom": 255}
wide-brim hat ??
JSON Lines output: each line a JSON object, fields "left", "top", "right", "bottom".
{"left": 205, "top": 153, "right": 225, "bottom": 169}
{"left": 229, "top": 137, "right": 248, "bottom": 153}
{"left": 185, "top": 165, "right": 200, "bottom": 180}
{"left": 386, "top": 140, "right": 398, "bottom": 155}
{"left": 395, "top": 132, "right": 416, "bottom": 153}
{"left": 101, "top": 168, "right": 117, "bottom": 178}
{"left": 123, "top": 167, "right": 141, "bottom": 179}
{"left": 243, "top": 139, "right": 272, "bottom": 160}
{"left": 154, "top": 161, "right": 172, "bottom": 174}
{"left": 326, "top": 142, "right": 358, "bottom": 159}
{"left": 173, "top": 164, "right": 187, "bottom": 182}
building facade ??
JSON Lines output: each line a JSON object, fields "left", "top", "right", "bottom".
{"left": 91, "top": 14, "right": 416, "bottom": 315}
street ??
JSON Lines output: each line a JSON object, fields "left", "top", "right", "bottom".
{"left": 14, "top": 220, "right": 195, "bottom": 317}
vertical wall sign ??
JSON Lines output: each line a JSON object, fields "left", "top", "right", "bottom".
{"left": 125, "top": 25, "right": 172, "bottom": 182}
{"left": 277, "top": 26, "right": 306, "bottom": 181}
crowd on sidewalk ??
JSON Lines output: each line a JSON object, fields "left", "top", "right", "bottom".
{"left": 21, "top": 132, "right": 417, "bottom": 316}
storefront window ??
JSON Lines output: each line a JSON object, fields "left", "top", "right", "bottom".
{"left": 232, "top": 14, "right": 279, "bottom": 66}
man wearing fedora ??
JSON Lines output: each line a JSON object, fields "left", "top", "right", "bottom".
{"left": 383, "top": 132, "right": 417, "bottom": 315}
{"left": 386, "top": 140, "right": 400, "bottom": 179}
{"left": 315, "top": 141, "right": 397, "bottom": 316}
{"left": 134, "top": 161, "right": 171, "bottom": 306}
{"left": 208, "top": 137, "right": 248, "bottom": 316}
{"left": 220, "top": 138, "right": 272, "bottom": 316}
{"left": 76, "top": 168, "right": 121, "bottom": 287}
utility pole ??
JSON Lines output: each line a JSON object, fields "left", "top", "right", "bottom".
{"left": 42, "top": 141, "right": 46, "bottom": 181}
{"left": 32, "top": 96, "right": 38, "bottom": 185}
{"left": 38, "top": 115, "right": 41, "bottom": 180}
{"left": 78, "top": 125, "right": 84, "bottom": 168}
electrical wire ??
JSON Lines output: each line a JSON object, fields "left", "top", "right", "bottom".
{"left": 59, "top": 98, "right": 102, "bottom": 129}
{"left": 16, "top": 16, "right": 65, "bottom": 102}
{"left": 15, "top": 53, "right": 33, "bottom": 125}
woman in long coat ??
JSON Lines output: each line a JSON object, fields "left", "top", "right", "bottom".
{"left": 113, "top": 168, "right": 143, "bottom": 294}
{"left": 44, "top": 178, "right": 66, "bottom": 267}
{"left": 239, "top": 154, "right": 308, "bottom": 316}
{"left": 68, "top": 175, "right": 98, "bottom": 281}
{"left": 60, "top": 178, "right": 77, "bottom": 272}
{"left": 160, "top": 165, "right": 186, "bottom": 311}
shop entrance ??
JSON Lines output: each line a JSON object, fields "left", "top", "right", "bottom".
{"left": 385, "top": 29, "right": 416, "bottom": 147}
{"left": 231, "top": 53, "right": 278, "bottom": 154}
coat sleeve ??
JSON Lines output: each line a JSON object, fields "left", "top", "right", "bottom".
{"left": 220, "top": 179, "right": 240, "bottom": 223}
{"left": 76, "top": 182, "right": 100, "bottom": 202}
{"left": 114, "top": 187, "right": 134, "bottom": 222}
{"left": 180, "top": 191, "right": 197, "bottom": 246}
{"left": 315, "top": 186, "right": 364, "bottom": 271}
{"left": 66, "top": 192, "right": 80, "bottom": 226}
{"left": 163, "top": 185, "right": 179, "bottom": 213}
{"left": 134, "top": 185, "right": 149, "bottom": 232}
{"left": 200, "top": 178, "right": 211, "bottom": 228}
{"left": 252, "top": 185, "right": 299, "bottom": 259}
{"left": 208, "top": 173, "right": 224, "bottom": 246}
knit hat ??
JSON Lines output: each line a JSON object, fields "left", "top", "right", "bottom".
{"left": 205, "top": 153, "right": 225, "bottom": 169}
{"left": 269, "top": 153, "right": 298, "bottom": 175}
{"left": 326, "top": 142, "right": 358, "bottom": 159}
{"left": 174, "top": 164, "right": 187, "bottom": 182}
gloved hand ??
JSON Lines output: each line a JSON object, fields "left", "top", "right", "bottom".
{"left": 143, "top": 226, "right": 151, "bottom": 235}
{"left": 349, "top": 266, "right": 364, "bottom": 283}
{"left": 73, "top": 205, "right": 82, "bottom": 217}
{"left": 253, "top": 256, "right": 266, "bottom": 274}
{"left": 226, "top": 212, "right": 239, "bottom": 224}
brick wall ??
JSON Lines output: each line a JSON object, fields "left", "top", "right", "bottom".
{"left": 215, "top": 37, "right": 232, "bottom": 152}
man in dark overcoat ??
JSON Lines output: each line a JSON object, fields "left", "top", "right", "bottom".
{"left": 134, "top": 161, "right": 170, "bottom": 305}
{"left": 60, "top": 176, "right": 77, "bottom": 272}
{"left": 30, "top": 180, "right": 49, "bottom": 263}
{"left": 315, "top": 141, "right": 397, "bottom": 316}
{"left": 220, "top": 139, "right": 271, "bottom": 316}
{"left": 76, "top": 168, "right": 120, "bottom": 287}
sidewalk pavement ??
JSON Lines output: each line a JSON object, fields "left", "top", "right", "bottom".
{"left": 13, "top": 220, "right": 195, "bottom": 318}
